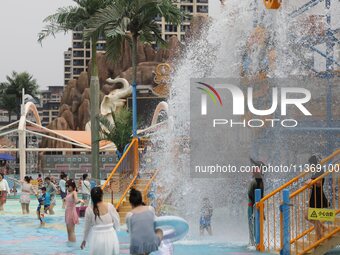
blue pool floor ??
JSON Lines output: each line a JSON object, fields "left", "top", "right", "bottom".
{"left": 0, "top": 198, "right": 272, "bottom": 255}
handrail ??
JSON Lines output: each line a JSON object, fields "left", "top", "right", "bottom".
{"left": 115, "top": 174, "right": 138, "bottom": 210}
{"left": 258, "top": 149, "right": 340, "bottom": 207}
{"left": 101, "top": 139, "right": 137, "bottom": 190}
{"left": 257, "top": 149, "right": 340, "bottom": 253}
{"left": 115, "top": 138, "right": 139, "bottom": 210}
{"left": 290, "top": 171, "right": 329, "bottom": 198}
{"left": 299, "top": 210, "right": 340, "bottom": 255}
{"left": 142, "top": 170, "right": 159, "bottom": 204}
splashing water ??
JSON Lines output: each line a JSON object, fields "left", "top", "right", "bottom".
{"left": 143, "top": 0, "right": 339, "bottom": 244}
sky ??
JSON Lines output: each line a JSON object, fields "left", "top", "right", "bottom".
{"left": 0, "top": 0, "right": 219, "bottom": 90}
{"left": 0, "top": 0, "right": 74, "bottom": 89}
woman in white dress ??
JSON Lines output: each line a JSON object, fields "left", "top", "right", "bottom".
{"left": 20, "top": 176, "right": 37, "bottom": 214}
{"left": 81, "top": 187, "right": 120, "bottom": 255}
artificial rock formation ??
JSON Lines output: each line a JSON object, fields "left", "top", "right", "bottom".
{"left": 45, "top": 15, "right": 210, "bottom": 134}
{"left": 55, "top": 35, "right": 181, "bottom": 132}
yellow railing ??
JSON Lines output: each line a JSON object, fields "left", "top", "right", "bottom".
{"left": 101, "top": 138, "right": 139, "bottom": 209}
{"left": 142, "top": 170, "right": 159, "bottom": 206}
{"left": 289, "top": 166, "right": 340, "bottom": 255}
{"left": 257, "top": 149, "right": 340, "bottom": 253}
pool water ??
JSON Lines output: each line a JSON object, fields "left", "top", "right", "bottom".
{"left": 1, "top": 198, "right": 271, "bottom": 255}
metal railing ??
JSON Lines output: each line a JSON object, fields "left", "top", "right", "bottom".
{"left": 289, "top": 167, "right": 340, "bottom": 255}
{"left": 101, "top": 138, "right": 139, "bottom": 209}
{"left": 256, "top": 149, "right": 340, "bottom": 253}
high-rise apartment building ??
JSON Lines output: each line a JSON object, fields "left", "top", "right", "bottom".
{"left": 64, "top": 30, "right": 106, "bottom": 85}
{"left": 40, "top": 86, "right": 64, "bottom": 126}
{"left": 157, "top": 0, "right": 209, "bottom": 42}
{"left": 64, "top": 48, "right": 72, "bottom": 85}
{"left": 63, "top": 0, "right": 209, "bottom": 85}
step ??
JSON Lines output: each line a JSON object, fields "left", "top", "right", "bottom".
{"left": 119, "top": 206, "right": 132, "bottom": 212}
{"left": 135, "top": 179, "right": 150, "bottom": 185}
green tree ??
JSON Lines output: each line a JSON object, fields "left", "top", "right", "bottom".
{"left": 0, "top": 71, "right": 39, "bottom": 121}
{"left": 85, "top": 0, "right": 184, "bottom": 135}
{"left": 98, "top": 107, "right": 132, "bottom": 159}
{"left": 38, "top": 0, "right": 111, "bottom": 182}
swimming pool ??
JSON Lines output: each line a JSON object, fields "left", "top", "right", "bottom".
{"left": 1, "top": 198, "right": 271, "bottom": 255}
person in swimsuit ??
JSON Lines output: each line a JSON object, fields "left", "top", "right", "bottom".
{"left": 199, "top": 197, "right": 213, "bottom": 236}
{"left": 305, "top": 154, "right": 329, "bottom": 240}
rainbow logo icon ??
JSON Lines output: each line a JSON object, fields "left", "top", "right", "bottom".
{"left": 196, "top": 82, "right": 223, "bottom": 106}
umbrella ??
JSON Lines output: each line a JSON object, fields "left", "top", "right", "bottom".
{"left": 0, "top": 153, "right": 15, "bottom": 161}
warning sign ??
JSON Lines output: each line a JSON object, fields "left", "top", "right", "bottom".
{"left": 308, "top": 208, "right": 336, "bottom": 222}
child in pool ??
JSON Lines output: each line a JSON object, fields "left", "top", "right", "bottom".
{"left": 36, "top": 187, "right": 50, "bottom": 225}
{"left": 200, "top": 197, "right": 213, "bottom": 236}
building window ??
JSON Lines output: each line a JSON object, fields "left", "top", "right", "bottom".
{"left": 73, "top": 41, "right": 84, "bottom": 49}
{"left": 181, "top": 25, "right": 189, "bottom": 32}
{"left": 197, "top": 0, "right": 208, "bottom": 3}
{"left": 197, "top": 5, "right": 208, "bottom": 13}
{"left": 181, "top": 5, "right": 193, "bottom": 13}
{"left": 73, "top": 59, "right": 84, "bottom": 66}
{"left": 96, "top": 43, "right": 106, "bottom": 51}
{"left": 65, "top": 67, "right": 71, "bottom": 72}
{"left": 73, "top": 33, "right": 83, "bottom": 40}
{"left": 73, "top": 68, "right": 83, "bottom": 75}
{"left": 165, "top": 25, "right": 177, "bottom": 32}
{"left": 73, "top": 51, "right": 84, "bottom": 58}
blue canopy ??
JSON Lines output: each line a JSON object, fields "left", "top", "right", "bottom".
{"left": 0, "top": 153, "right": 15, "bottom": 161}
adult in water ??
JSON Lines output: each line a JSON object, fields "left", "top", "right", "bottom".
{"left": 81, "top": 187, "right": 120, "bottom": 254}
{"left": 44, "top": 176, "right": 58, "bottom": 214}
{"left": 0, "top": 173, "right": 10, "bottom": 211}
{"left": 126, "top": 188, "right": 163, "bottom": 255}
{"left": 20, "top": 176, "right": 37, "bottom": 214}
{"left": 247, "top": 158, "right": 265, "bottom": 246}
{"left": 305, "top": 154, "right": 329, "bottom": 240}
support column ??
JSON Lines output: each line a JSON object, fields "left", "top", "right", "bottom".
{"left": 18, "top": 129, "right": 26, "bottom": 179}
{"left": 280, "top": 189, "right": 291, "bottom": 255}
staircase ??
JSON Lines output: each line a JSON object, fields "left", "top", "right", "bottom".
{"left": 101, "top": 138, "right": 160, "bottom": 225}
{"left": 256, "top": 149, "right": 340, "bottom": 255}
{"left": 117, "top": 178, "right": 155, "bottom": 224}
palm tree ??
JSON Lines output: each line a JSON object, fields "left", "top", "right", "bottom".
{"left": 85, "top": 0, "right": 184, "bottom": 136}
{"left": 98, "top": 107, "right": 132, "bottom": 159}
{"left": 0, "top": 71, "right": 39, "bottom": 120}
{"left": 38, "top": 0, "right": 111, "bottom": 182}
